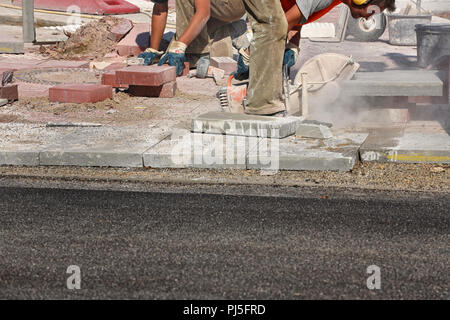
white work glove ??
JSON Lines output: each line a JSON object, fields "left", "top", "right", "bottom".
{"left": 166, "top": 39, "right": 188, "bottom": 54}
{"left": 138, "top": 47, "right": 164, "bottom": 65}
{"left": 158, "top": 39, "right": 188, "bottom": 76}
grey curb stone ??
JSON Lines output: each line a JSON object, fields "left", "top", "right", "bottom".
{"left": 0, "top": 124, "right": 75, "bottom": 166}
{"left": 191, "top": 112, "right": 302, "bottom": 138}
{"left": 0, "top": 151, "right": 39, "bottom": 166}
{"left": 360, "top": 132, "right": 450, "bottom": 163}
{"left": 248, "top": 132, "right": 369, "bottom": 172}
{"left": 296, "top": 123, "right": 333, "bottom": 139}
{"left": 0, "top": 42, "right": 25, "bottom": 54}
{"left": 144, "top": 130, "right": 262, "bottom": 169}
{"left": 41, "top": 126, "right": 169, "bottom": 168}
{"left": 341, "top": 70, "right": 444, "bottom": 97}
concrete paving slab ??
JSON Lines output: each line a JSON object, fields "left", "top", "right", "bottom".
{"left": 0, "top": 123, "right": 75, "bottom": 166}
{"left": 341, "top": 70, "right": 444, "bottom": 97}
{"left": 296, "top": 123, "right": 333, "bottom": 139}
{"left": 360, "top": 130, "right": 450, "bottom": 164}
{"left": 40, "top": 126, "right": 170, "bottom": 168}
{"left": 191, "top": 112, "right": 303, "bottom": 139}
{"left": 0, "top": 41, "right": 24, "bottom": 54}
{"left": 144, "top": 130, "right": 262, "bottom": 169}
{"left": 0, "top": 98, "right": 7, "bottom": 107}
{"left": 248, "top": 131, "right": 369, "bottom": 172}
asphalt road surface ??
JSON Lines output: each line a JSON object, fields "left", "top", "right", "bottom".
{"left": 0, "top": 182, "right": 448, "bottom": 299}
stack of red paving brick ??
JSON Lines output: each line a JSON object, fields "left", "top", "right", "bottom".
{"left": 0, "top": 68, "right": 18, "bottom": 103}
{"left": 49, "top": 65, "right": 182, "bottom": 103}
{"left": 103, "top": 65, "right": 179, "bottom": 98}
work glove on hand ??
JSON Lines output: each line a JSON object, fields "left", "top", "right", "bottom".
{"left": 138, "top": 48, "right": 164, "bottom": 65}
{"left": 283, "top": 43, "right": 300, "bottom": 70}
{"left": 158, "top": 40, "right": 187, "bottom": 76}
{"left": 232, "top": 47, "right": 250, "bottom": 81}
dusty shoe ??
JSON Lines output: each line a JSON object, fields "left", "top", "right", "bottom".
{"left": 266, "top": 110, "right": 287, "bottom": 118}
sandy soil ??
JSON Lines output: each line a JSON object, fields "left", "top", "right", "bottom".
{"left": 0, "top": 162, "right": 448, "bottom": 193}
{"left": 43, "top": 17, "right": 127, "bottom": 60}
{"left": 3, "top": 90, "right": 217, "bottom": 127}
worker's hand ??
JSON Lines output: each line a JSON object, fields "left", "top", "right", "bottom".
{"left": 158, "top": 40, "right": 187, "bottom": 76}
{"left": 232, "top": 48, "right": 250, "bottom": 81}
{"left": 283, "top": 43, "right": 300, "bottom": 69}
{"left": 138, "top": 48, "right": 164, "bottom": 65}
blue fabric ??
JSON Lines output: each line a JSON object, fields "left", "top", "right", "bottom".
{"left": 158, "top": 52, "right": 187, "bottom": 76}
{"left": 138, "top": 51, "right": 160, "bottom": 66}
{"left": 283, "top": 48, "right": 296, "bottom": 69}
{"left": 232, "top": 53, "right": 249, "bottom": 81}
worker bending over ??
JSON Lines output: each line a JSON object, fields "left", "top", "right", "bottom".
{"left": 140, "top": 0, "right": 246, "bottom": 76}
{"left": 235, "top": 0, "right": 396, "bottom": 116}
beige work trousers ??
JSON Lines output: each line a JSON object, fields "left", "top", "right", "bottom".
{"left": 176, "top": 0, "right": 246, "bottom": 56}
{"left": 242, "top": 0, "right": 287, "bottom": 115}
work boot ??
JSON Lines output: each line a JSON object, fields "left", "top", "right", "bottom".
{"left": 266, "top": 110, "right": 287, "bottom": 118}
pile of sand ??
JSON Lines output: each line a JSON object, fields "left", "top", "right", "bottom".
{"left": 45, "top": 16, "right": 125, "bottom": 60}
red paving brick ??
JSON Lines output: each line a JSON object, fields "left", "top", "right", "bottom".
{"left": 210, "top": 57, "right": 237, "bottom": 75}
{"left": 163, "top": 62, "right": 190, "bottom": 77}
{"left": 102, "top": 71, "right": 129, "bottom": 88}
{"left": 117, "top": 23, "right": 150, "bottom": 57}
{"left": 108, "top": 19, "right": 134, "bottom": 42}
{"left": 116, "top": 65, "right": 176, "bottom": 86}
{"left": 104, "top": 62, "right": 128, "bottom": 71}
{"left": 0, "top": 84, "right": 19, "bottom": 101}
{"left": 49, "top": 84, "right": 113, "bottom": 103}
{"left": 128, "top": 81, "right": 177, "bottom": 98}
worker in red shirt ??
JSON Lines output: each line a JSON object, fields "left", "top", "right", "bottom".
{"left": 236, "top": 0, "right": 397, "bottom": 116}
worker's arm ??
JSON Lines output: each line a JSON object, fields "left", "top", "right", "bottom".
{"left": 288, "top": 25, "right": 302, "bottom": 47}
{"left": 283, "top": 7, "right": 303, "bottom": 69}
{"left": 150, "top": 2, "right": 168, "bottom": 51}
{"left": 177, "top": 0, "right": 211, "bottom": 46}
{"left": 286, "top": 5, "right": 303, "bottom": 32}
{"left": 139, "top": 2, "right": 168, "bottom": 65}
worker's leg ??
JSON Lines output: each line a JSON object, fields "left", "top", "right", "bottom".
{"left": 207, "top": 0, "right": 247, "bottom": 57}
{"left": 242, "top": 0, "right": 287, "bottom": 115}
{"left": 175, "top": 0, "right": 246, "bottom": 55}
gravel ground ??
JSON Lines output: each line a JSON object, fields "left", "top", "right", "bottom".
{"left": 0, "top": 162, "right": 448, "bottom": 193}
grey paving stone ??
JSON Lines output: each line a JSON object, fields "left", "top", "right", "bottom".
{"left": 0, "top": 124, "right": 74, "bottom": 166}
{"left": 191, "top": 112, "right": 302, "bottom": 138}
{"left": 341, "top": 70, "right": 444, "bottom": 97}
{"left": 144, "top": 130, "right": 261, "bottom": 169}
{"left": 361, "top": 131, "right": 450, "bottom": 163}
{"left": 248, "top": 131, "right": 369, "bottom": 171}
{"left": 0, "top": 99, "right": 8, "bottom": 107}
{"left": 0, "top": 42, "right": 24, "bottom": 54}
{"left": 296, "top": 123, "right": 333, "bottom": 139}
{"left": 40, "top": 126, "right": 169, "bottom": 168}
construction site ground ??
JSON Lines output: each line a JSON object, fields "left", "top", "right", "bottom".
{"left": 0, "top": 3, "right": 449, "bottom": 189}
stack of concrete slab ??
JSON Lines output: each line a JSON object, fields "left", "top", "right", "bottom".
{"left": 174, "top": 112, "right": 369, "bottom": 171}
